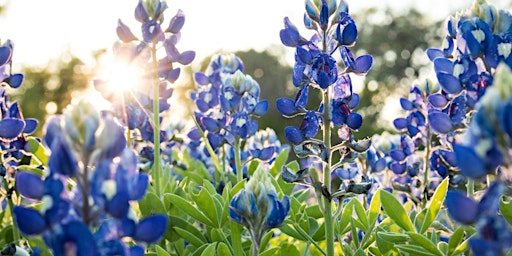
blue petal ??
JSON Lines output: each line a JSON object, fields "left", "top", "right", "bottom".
{"left": 129, "top": 245, "right": 145, "bottom": 256}
{"left": 187, "top": 128, "right": 201, "bottom": 140}
{"left": 257, "top": 147, "right": 275, "bottom": 161}
{"left": 453, "top": 144, "right": 486, "bottom": 178}
{"left": 346, "top": 112, "right": 362, "bottom": 130}
{"left": 13, "top": 207, "right": 46, "bottom": 235}
{"left": 500, "top": 102, "right": 512, "bottom": 139}
{"left": 48, "top": 138, "right": 78, "bottom": 176}
{"left": 433, "top": 58, "right": 453, "bottom": 74}
{"left": 252, "top": 100, "right": 268, "bottom": 116}
{"left": 437, "top": 73, "right": 462, "bottom": 94}
{"left": 0, "top": 118, "right": 25, "bottom": 140}
{"left": 439, "top": 149, "right": 457, "bottom": 166}
{"left": 23, "top": 118, "right": 38, "bottom": 134}
{"left": 265, "top": 194, "right": 289, "bottom": 228}
{"left": 352, "top": 55, "right": 373, "bottom": 74}
{"left": 130, "top": 173, "right": 149, "bottom": 201}
{"left": 300, "top": 111, "right": 319, "bottom": 138}
{"left": 389, "top": 149, "right": 406, "bottom": 162}
{"left": 390, "top": 162, "right": 406, "bottom": 174}
{"left": 135, "top": 215, "right": 168, "bottom": 244}
{"left": 446, "top": 190, "right": 478, "bottom": 224}
{"left": 348, "top": 93, "right": 359, "bottom": 109}
{"left": 399, "top": 98, "right": 414, "bottom": 110}
{"left": 280, "top": 17, "right": 301, "bottom": 47}
{"left": 166, "top": 68, "right": 181, "bottom": 83}
{"left": 276, "top": 98, "right": 297, "bottom": 117}
{"left": 478, "top": 181, "right": 504, "bottom": 218}
{"left": 107, "top": 191, "right": 130, "bottom": 219}
{"left": 284, "top": 126, "right": 304, "bottom": 145}
{"left": 16, "top": 171, "right": 44, "bottom": 200}
{"left": 426, "top": 48, "right": 444, "bottom": 61}
{"left": 428, "top": 111, "right": 453, "bottom": 134}
{"left": 393, "top": 118, "right": 407, "bottom": 130}
{"left": 428, "top": 94, "right": 449, "bottom": 108}
{"left": 62, "top": 221, "right": 97, "bottom": 255}
{"left": 6, "top": 74, "right": 24, "bottom": 88}
{"left": 469, "top": 239, "right": 500, "bottom": 256}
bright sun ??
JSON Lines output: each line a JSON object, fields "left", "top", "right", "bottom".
{"left": 108, "top": 62, "right": 141, "bottom": 92}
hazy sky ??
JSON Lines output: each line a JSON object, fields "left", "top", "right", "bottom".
{"left": 0, "top": 0, "right": 508, "bottom": 67}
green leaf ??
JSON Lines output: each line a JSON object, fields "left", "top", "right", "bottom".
{"left": 168, "top": 194, "right": 215, "bottom": 227}
{"left": 139, "top": 192, "right": 166, "bottom": 216}
{"left": 368, "top": 189, "right": 381, "bottom": 227}
{"left": 260, "top": 247, "right": 280, "bottom": 256}
{"left": 279, "top": 243, "right": 300, "bottom": 256}
{"left": 450, "top": 235, "right": 470, "bottom": 256}
{"left": 353, "top": 198, "right": 369, "bottom": 231}
{"left": 192, "top": 188, "right": 220, "bottom": 227}
{"left": 216, "top": 242, "right": 232, "bottom": 256}
{"left": 259, "top": 231, "right": 274, "bottom": 253}
{"left": 375, "top": 233, "right": 398, "bottom": 255}
{"left": 280, "top": 224, "right": 307, "bottom": 241}
{"left": 376, "top": 232, "right": 408, "bottom": 243}
{"left": 155, "top": 245, "right": 171, "bottom": 256}
{"left": 27, "top": 137, "right": 49, "bottom": 165}
{"left": 407, "top": 232, "right": 444, "bottom": 256}
{"left": 380, "top": 189, "right": 415, "bottom": 232}
{"left": 174, "top": 227, "right": 207, "bottom": 248}
{"left": 337, "top": 200, "right": 354, "bottom": 234}
{"left": 269, "top": 147, "right": 289, "bottom": 176}
{"left": 501, "top": 197, "right": 512, "bottom": 225}
{"left": 305, "top": 204, "right": 322, "bottom": 219}
{"left": 448, "top": 226, "right": 465, "bottom": 255}
{"left": 200, "top": 243, "right": 217, "bottom": 256}
{"left": 420, "top": 178, "right": 448, "bottom": 234}
{"left": 395, "top": 244, "right": 438, "bottom": 256}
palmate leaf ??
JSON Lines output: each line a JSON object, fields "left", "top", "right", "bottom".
{"left": 379, "top": 189, "right": 415, "bottom": 232}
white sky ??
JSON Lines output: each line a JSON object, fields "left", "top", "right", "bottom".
{"left": 0, "top": 0, "right": 508, "bottom": 67}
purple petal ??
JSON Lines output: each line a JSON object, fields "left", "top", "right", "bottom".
{"left": 166, "top": 9, "right": 185, "bottom": 33}
{"left": 348, "top": 93, "right": 359, "bottom": 109}
{"left": 13, "top": 207, "right": 46, "bottom": 235}
{"left": 0, "top": 118, "right": 25, "bottom": 140}
{"left": 187, "top": 128, "right": 201, "bottom": 140}
{"left": 178, "top": 51, "right": 195, "bottom": 65}
{"left": 134, "top": 0, "right": 149, "bottom": 22}
{"left": 16, "top": 171, "right": 45, "bottom": 200}
{"left": 167, "top": 68, "right": 181, "bottom": 83}
{"left": 428, "top": 111, "right": 453, "bottom": 134}
{"left": 49, "top": 137, "right": 78, "bottom": 176}
{"left": 116, "top": 19, "right": 137, "bottom": 43}
{"left": 389, "top": 149, "right": 406, "bottom": 162}
{"left": 433, "top": 58, "right": 453, "bottom": 74}
{"left": 257, "top": 147, "right": 276, "bottom": 161}
{"left": 194, "top": 72, "right": 210, "bottom": 85}
{"left": 453, "top": 144, "right": 486, "bottom": 178}
{"left": 446, "top": 190, "right": 478, "bottom": 224}
{"left": 135, "top": 215, "right": 168, "bottom": 244}
{"left": 0, "top": 46, "right": 12, "bottom": 67}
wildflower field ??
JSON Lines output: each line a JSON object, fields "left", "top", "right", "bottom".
{"left": 1, "top": 0, "right": 512, "bottom": 255}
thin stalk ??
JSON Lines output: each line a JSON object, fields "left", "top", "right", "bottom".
{"left": 293, "top": 223, "right": 327, "bottom": 256}
{"left": 422, "top": 127, "right": 432, "bottom": 207}
{"left": 234, "top": 138, "right": 243, "bottom": 183}
{"left": 150, "top": 44, "right": 161, "bottom": 196}
{"left": 322, "top": 87, "right": 335, "bottom": 256}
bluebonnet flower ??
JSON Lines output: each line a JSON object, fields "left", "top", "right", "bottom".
{"left": 446, "top": 181, "right": 512, "bottom": 254}
{"left": 454, "top": 64, "right": 512, "bottom": 179}
{"left": 94, "top": 0, "right": 195, "bottom": 166}
{"left": 190, "top": 53, "right": 272, "bottom": 177}
{"left": 278, "top": 0, "right": 372, "bottom": 154}
{"left": 229, "top": 165, "right": 290, "bottom": 251}
{"left": 14, "top": 100, "right": 166, "bottom": 254}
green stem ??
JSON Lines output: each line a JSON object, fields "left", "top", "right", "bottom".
{"left": 234, "top": 138, "right": 243, "bottom": 183}
{"left": 322, "top": 87, "right": 335, "bottom": 256}
{"left": 467, "top": 179, "right": 475, "bottom": 197}
{"left": 4, "top": 181, "right": 20, "bottom": 243}
{"left": 293, "top": 223, "right": 327, "bottom": 256}
{"left": 150, "top": 43, "right": 161, "bottom": 196}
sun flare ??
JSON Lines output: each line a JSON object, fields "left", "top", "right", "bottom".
{"left": 108, "top": 62, "right": 141, "bottom": 92}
